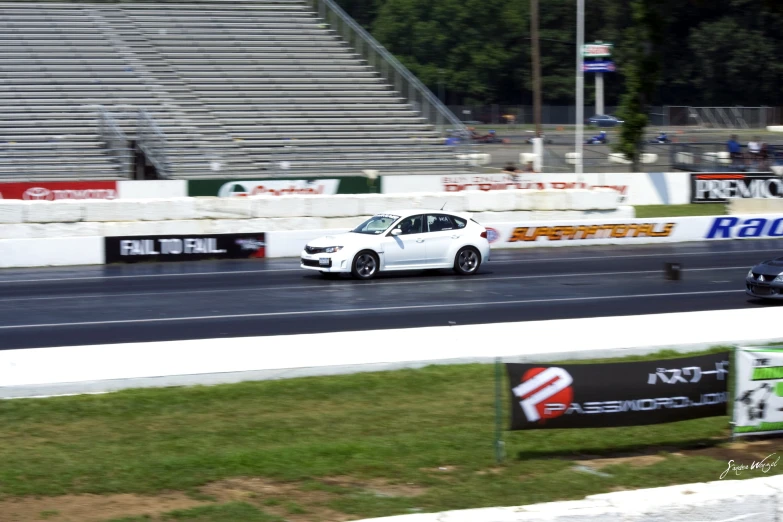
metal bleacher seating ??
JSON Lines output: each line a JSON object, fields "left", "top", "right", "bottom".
{"left": 0, "top": 0, "right": 463, "bottom": 180}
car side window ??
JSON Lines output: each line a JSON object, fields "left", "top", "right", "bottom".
{"left": 452, "top": 217, "right": 467, "bottom": 229}
{"left": 392, "top": 215, "right": 423, "bottom": 235}
{"left": 427, "top": 214, "right": 461, "bottom": 232}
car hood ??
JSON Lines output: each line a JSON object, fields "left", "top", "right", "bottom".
{"left": 306, "top": 231, "right": 379, "bottom": 248}
{"left": 752, "top": 257, "right": 783, "bottom": 275}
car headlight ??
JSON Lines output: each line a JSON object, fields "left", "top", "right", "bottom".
{"left": 774, "top": 274, "right": 783, "bottom": 283}
{"left": 748, "top": 269, "right": 754, "bottom": 278}
{"left": 324, "top": 246, "right": 343, "bottom": 253}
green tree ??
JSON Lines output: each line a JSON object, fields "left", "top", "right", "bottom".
{"left": 613, "top": 0, "right": 664, "bottom": 171}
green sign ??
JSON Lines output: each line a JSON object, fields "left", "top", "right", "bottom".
{"left": 187, "top": 176, "right": 378, "bottom": 197}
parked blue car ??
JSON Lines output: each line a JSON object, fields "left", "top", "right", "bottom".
{"left": 586, "top": 114, "right": 624, "bottom": 127}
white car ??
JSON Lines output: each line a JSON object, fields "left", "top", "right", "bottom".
{"left": 300, "top": 209, "right": 491, "bottom": 279}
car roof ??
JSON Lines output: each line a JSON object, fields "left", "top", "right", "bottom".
{"left": 380, "top": 209, "right": 471, "bottom": 218}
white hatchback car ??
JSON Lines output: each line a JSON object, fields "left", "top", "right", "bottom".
{"left": 300, "top": 209, "right": 491, "bottom": 279}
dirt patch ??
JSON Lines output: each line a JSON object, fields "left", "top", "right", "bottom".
{"left": 200, "top": 477, "right": 352, "bottom": 522}
{"left": 678, "top": 439, "right": 779, "bottom": 463}
{"left": 319, "top": 476, "right": 426, "bottom": 498}
{"left": 0, "top": 492, "right": 206, "bottom": 522}
{"left": 574, "top": 454, "right": 667, "bottom": 471}
{"left": 0, "top": 476, "right": 425, "bottom": 522}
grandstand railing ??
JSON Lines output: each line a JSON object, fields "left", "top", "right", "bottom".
{"left": 305, "top": 0, "right": 467, "bottom": 138}
{"left": 93, "top": 105, "right": 172, "bottom": 178}
{"left": 97, "top": 107, "right": 133, "bottom": 176}
{"left": 137, "top": 109, "right": 171, "bottom": 178}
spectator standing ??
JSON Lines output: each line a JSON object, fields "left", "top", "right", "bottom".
{"left": 747, "top": 137, "right": 762, "bottom": 168}
{"left": 726, "top": 135, "right": 742, "bottom": 167}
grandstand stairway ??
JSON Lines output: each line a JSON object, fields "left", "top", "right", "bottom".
{"left": 0, "top": 0, "right": 463, "bottom": 180}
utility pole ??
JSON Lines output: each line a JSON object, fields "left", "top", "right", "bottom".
{"left": 530, "top": 0, "right": 542, "bottom": 138}
{"left": 575, "top": 0, "right": 584, "bottom": 175}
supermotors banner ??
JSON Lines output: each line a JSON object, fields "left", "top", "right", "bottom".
{"left": 690, "top": 173, "right": 782, "bottom": 203}
{"left": 506, "top": 352, "right": 730, "bottom": 430}
{"left": 105, "top": 233, "right": 266, "bottom": 263}
{"left": 733, "top": 346, "right": 783, "bottom": 437}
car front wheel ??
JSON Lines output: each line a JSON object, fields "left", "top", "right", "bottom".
{"left": 351, "top": 250, "right": 379, "bottom": 280}
{"left": 453, "top": 246, "right": 481, "bottom": 275}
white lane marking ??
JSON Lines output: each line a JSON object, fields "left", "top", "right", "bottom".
{"left": 0, "top": 289, "right": 747, "bottom": 330}
{"left": 0, "top": 267, "right": 301, "bottom": 284}
{"left": 488, "top": 248, "right": 783, "bottom": 265}
{"left": 0, "top": 247, "right": 775, "bottom": 284}
{"left": 0, "top": 266, "right": 752, "bottom": 303}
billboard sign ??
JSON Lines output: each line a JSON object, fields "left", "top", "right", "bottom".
{"left": 582, "top": 43, "right": 613, "bottom": 58}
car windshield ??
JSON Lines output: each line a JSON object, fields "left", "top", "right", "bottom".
{"left": 351, "top": 214, "right": 400, "bottom": 235}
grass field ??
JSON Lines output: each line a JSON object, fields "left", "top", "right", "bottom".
{"left": 633, "top": 203, "right": 726, "bottom": 218}
{"left": 2, "top": 346, "right": 779, "bottom": 522}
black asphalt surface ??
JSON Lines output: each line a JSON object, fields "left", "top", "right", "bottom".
{"left": 1, "top": 240, "right": 781, "bottom": 350}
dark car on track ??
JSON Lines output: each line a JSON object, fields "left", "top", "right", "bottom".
{"left": 746, "top": 257, "right": 783, "bottom": 299}
{"left": 586, "top": 114, "right": 624, "bottom": 127}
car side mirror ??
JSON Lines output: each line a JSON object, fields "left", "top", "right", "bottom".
{"left": 390, "top": 229, "right": 402, "bottom": 236}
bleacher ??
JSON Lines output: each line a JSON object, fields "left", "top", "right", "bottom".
{"left": 0, "top": 0, "right": 462, "bottom": 180}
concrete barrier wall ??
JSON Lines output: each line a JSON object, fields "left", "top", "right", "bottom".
{"left": 728, "top": 196, "right": 783, "bottom": 215}
{"left": 0, "top": 189, "right": 623, "bottom": 224}
{"left": 352, "top": 474, "right": 783, "bottom": 522}
{"left": 2, "top": 308, "right": 782, "bottom": 398}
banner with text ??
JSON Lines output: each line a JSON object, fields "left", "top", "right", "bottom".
{"left": 188, "top": 177, "right": 377, "bottom": 197}
{"left": 380, "top": 172, "right": 691, "bottom": 206}
{"left": 104, "top": 233, "right": 266, "bottom": 263}
{"left": 481, "top": 214, "right": 783, "bottom": 248}
{"left": 507, "top": 352, "right": 730, "bottom": 430}
{"left": 733, "top": 346, "right": 783, "bottom": 438}
{"left": 690, "top": 173, "right": 781, "bottom": 203}
{"left": 0, "top": 181, "right": 118, "bottom": 201}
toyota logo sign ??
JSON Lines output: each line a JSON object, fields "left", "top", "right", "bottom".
{"left": 23, "top": 187, "right": 52, "bottom": 200}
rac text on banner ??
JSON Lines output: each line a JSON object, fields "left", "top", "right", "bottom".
{"left": 509, "top": 222, "right": 676, "bottom": 242}
{"left": 0, "top": 181, "right": 117, "bottom": 201}
{"left": 705, "top": 216, "right": 783, "bottom": 239}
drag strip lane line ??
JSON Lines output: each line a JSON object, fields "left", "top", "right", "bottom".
{"left": 0, "top": 267, "right": 301, "bottom": 284}
{"left": 0, "top": 289, "right": 747, "bottom": 330}
{"left": 0, "top": 247, "right": 774, "bottom": 284}
{"left": 0, "top": 267, "right": 752, "bottom": 303}
{"left": 487, "top": 248, "right": 783, "bottom": 265}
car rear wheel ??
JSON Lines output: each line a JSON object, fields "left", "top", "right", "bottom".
{"left": 453, "top": 246, "right": 481, "bottom": 275}
{"left": 351, "top": 251, "right": 379, "bottom": 280}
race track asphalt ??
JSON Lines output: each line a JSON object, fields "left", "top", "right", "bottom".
{"left": 1, "top": 240, "right": 781, "bottom": 350}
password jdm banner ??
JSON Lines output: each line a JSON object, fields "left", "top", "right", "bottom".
{"left": 733, "top": 346, "right": 783, "bottom": 437}
{"left": 506, "top": 352, "right": 730, "bottom": 430}
{"left": 105, "top": 233, "right": 266, "bottom": 263}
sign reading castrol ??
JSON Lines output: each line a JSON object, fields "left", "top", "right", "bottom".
{"left": 0, "top": 181, "right": 117, "bottom": 200}
{"left": 216, "top": 179, "right": 340, "bottom": 197}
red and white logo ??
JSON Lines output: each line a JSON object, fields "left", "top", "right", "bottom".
{"left": 512, "top": 367, "right": 574, "bottom": 422}
{"left": 22, "top": 187, "right": 52, "bottom": 200}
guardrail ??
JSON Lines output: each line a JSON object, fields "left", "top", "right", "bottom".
{"left": 305, "top": 0, "right": 467, "bottom": 139}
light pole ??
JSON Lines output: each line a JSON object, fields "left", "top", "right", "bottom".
{"left": 575, "top": 0, "right": 584, "bottom": 176}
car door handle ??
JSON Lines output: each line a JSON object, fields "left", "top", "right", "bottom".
{"left": 416, "top": 238, "right": 424, "bottom": 243}
{"left": 451, "top": 235, "right": 460, "bottom": 239}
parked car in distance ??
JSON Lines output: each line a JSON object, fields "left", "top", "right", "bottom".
{"left": 300, "top": 209, "right": 491, "bottom": 280}
{"left": 586, "top": 114, "right": 624, "bottom": 127}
